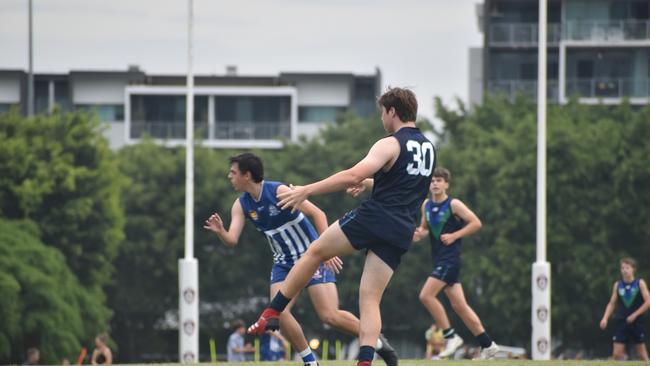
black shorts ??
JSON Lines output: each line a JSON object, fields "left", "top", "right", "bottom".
{"left": 613, "top": 320, "right": 646, "bottom": 344}
{"left": 338, "top": 210, "right": 408, "bottom": 271}
{"left": 430, "top": 262, "right": 461, "bottom": 285}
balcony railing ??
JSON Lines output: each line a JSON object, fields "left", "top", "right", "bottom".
{"left": 564, "top": 20, "right": 650, "bottom": 42}
{"left": 131, "top": 121, "right": 290, "bottom": 140}
{"left": 566, "top": 78, "right": 650, "bottom": 99}
{"left": 489, "top": 23, "right": 562, "bottom": 46}
{"left": 487, "top": 80, "right": 559, "bottom": 102}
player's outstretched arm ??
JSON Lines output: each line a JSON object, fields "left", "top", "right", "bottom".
{"left": 278, "top": 137, "right": 399, "bottom": 212}
{"left": 440, "top": 199, "right": 483, "bottom": 246}
{"left": 412, "top": 200, "right": 429, "bottom": 243}
{"left": 600, "top": 282, "right": 618, "bottom": 329}
{"left": 627, "top": 279, "right": 650, "bottom": 323}
{"left": 203, "top": 200, "right": 246, "bottom": 247}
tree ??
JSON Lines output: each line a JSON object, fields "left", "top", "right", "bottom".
{"left": 0, "top": 109, "right": 124, "bottom": 290}
{"left": 0, "top": 219, "right": 111, "bottom": 364}
{"left": 434, "top": 96, "right": 650, "bottom": 355}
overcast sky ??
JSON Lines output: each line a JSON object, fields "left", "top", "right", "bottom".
{"left": 0, "top": 0, "right": 483, "bottom": 120}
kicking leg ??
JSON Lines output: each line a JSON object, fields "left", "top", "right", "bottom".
{"left": 249, "top": 222, "right": 356, "bottom": 335}
{"left": 420, "top": 277, "right": 462, "bottom": 358}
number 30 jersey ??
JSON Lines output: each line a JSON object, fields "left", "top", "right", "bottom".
{"left": 356, "top": 127, "right": 436, "bottom": 249}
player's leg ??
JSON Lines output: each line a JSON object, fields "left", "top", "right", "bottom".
{"left": 634, "top": 343, "right": 649, "bottom": 361}
{"left": 419, "top": 277, "right": 450, "bottom": 329}
{"left": 307, "top": 283, "right": 359, "bottom": 335}
{"left": 249, "top": 222, "right": 356, "bottom": 335}
{"left": 420, "top": 269, "right": 463, "bottom": 358}
{"left": 307, "top": 282, "right": 398, "bottom": 366}
{"left": 357, "top": 250, "right": 394, "bottom": 366}
{"left": 444, "top": 284, "right": 498, "bottom": 359}
{"left": 270, "top": 283, "right": 317, "bottom": 365}
{"left": 612, "top": 342, "right": 626, "bottom": 360}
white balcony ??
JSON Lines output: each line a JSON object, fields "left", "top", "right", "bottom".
{"left": 489, "top": 23, "right": 562, "bottom": 47}
{"left": 563, "top": 20, "right": 650, "bottom": 45}
{"left": 487, "top": 80, "right": 559, "bottom": 102}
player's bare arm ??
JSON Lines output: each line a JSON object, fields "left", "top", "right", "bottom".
{"left": 346, "top": 178, "right": 374, "bottom": 197}
{"left": 440, "top": 199, "right": 483, "bottom": 246}
{"left": 203, "top": 199, "right": 246, "bottom": 247}
{"left": 600, "top": 282, "right": 619, "bottom": 329}
{"left": 412, "top": 200, "right": 430, "bottom": 243}
{"left": 278, "top": 137, "right": 399, "bottom": 212}
{"left": 627, "top": 279, "right": 650, "bottom": 323}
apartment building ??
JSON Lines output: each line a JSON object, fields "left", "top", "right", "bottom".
{"left": 0, "top": 66, "right": 381, "bottom": 149}
{"left": 470, "top": 0, "right": 650, "bottom": 105}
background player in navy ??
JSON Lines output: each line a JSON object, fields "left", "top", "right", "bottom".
{"left": 204, "top": 153, "right": 397, "bottom": 366}
{"left": 600, "top": 257, "right": 650, "bottom": 361}
{"left": 248, "top": 87, "right": 433, "bottom": 366}
{"left": 412, "top": 168, "right": 499, "bottom": 359}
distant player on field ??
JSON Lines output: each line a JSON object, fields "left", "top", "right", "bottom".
{"left": 412, "top": 168, "right": 499, "bottom": 360}
{"left": 204, "top": 153, "right": 397, "bottom": 366}
{"left": 600, "top": 257, "right": 650, "bottom": 361}
{"left": 247, "top": 87, "right": 432, "bottom": 366}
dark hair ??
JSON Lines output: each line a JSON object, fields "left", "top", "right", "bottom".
{"left": 433, "top": 167, "right": 451, "bottom": 182}
{"left": 229, "top": 153, "right": 264, "bottom": 183}
{"left": 231, "top": 319, "right": 245, "bottom": 331}
{"left": 96, "top": 333, "right": 109, "bottom": 344}
{"left": 377, "top": 87, "right": 418, "bottom": 122}
{"left": 620, "top": 257, "right": 637, "bottom": 270}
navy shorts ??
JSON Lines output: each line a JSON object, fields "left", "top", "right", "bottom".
{"left": 430, "top": 263, "right": 461, "bottom": 285}
{"left": 613, "top": 320, "right": 646, "bottom": 344}
{"left": 338, "top": 210, "right": 408, "bottom": 271}
{"left": 270, "top": 262, "right": 336, "bottom": 287}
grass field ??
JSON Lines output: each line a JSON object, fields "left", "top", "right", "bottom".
{"left": 142, "top": 361, "right": 648, "bottom": 366}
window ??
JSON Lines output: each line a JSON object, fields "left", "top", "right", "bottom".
{"left": 298, "top": 106, "right": 346, "bottom": 123}
{"left": 76, "top": 104, "right": 125, "bottom": 122}
{"left": 215, "top": 96, "right": 290, "bottom": 122}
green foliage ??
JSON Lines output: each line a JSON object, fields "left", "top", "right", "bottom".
{"left": 434, "top": 96, "right": 650, "bottom": 354}
{"left": 0, "top": 219, "right": 111, "bottom": 364}
{"left": 0, "top": 109, "right": 125, "bottom": 289}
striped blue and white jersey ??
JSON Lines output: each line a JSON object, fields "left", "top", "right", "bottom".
{"left": 239, "top": 181, "right": 319, "bottom": 265}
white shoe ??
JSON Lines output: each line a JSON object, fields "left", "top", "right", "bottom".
{"left": 477, "top": 342, "right": 499, "bottom": 360}
{"left": 439, "top": 334, "right": 464, "bottom": 358}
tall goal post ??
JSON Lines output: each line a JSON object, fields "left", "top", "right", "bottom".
{"left": 532, "top": 0, "right": 551, "bottom": 360}
{"left": 179, "top": 0, "right": 199, "bottom": 362}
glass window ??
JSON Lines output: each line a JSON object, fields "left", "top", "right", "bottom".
{"left": 54, "top": 81, "right": 71, "bottom": 112}
{"left": 35, "top": 80, "right": 49, "bottom": 115}
{"left": 215, "top": 96, "right": 290, "bottom": 122}
{"left": 76, "top": 104, "right": 125, "bottom": 122}
{"left": 298, "top": 106, "right": 346, "bottom": 123}
{"left": 130, "top": 95, "right": 207, "bottom": 123}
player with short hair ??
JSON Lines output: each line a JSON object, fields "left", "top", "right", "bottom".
{"left": 247, "top": 87, "right": 434, "bottom": 366}
{"left": 600, "top": 257, "right": 650, "bottom": 361}
{"left": 413, "top": 167, "right": 499, "bottom": 360}
{"left": 204, "top": 153, "right": 397, "bottom": 366}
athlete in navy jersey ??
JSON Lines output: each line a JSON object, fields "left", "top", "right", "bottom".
{"left": 248, "top": 87, "right": 430, "bottom": 366}
{"left": 204, "top": 153, "right": 397, "bottom": 366}
{"left": 600, "top": 258, "right": 650, "bottom": 361}
{"left": 413, "top": 168, "right": 499, "bottom": 359}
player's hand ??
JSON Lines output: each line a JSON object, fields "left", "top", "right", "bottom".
{"left": 413, "top": 227, "right": 425, "bottom": 242}
{"left": 599, "top": 318, "right": 607, "bottom": 330}
{"left": 346, "top": 183, "right": 366, "bottom": 198}
{"left": 324, "top": 256, "right": 343, "bottom": 274}
{"left": 626, "top": 314, "right": 636, "bottom": 324}
{"left": 203, "top": 213, "right": 225, "bottom": 233}
{"left": 277, "top": 184, "right": 309, "bottom": 213}
{"left": 441, "top": 233, "right": 457, "bottom": 245}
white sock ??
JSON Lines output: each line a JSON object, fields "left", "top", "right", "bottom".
{"left": 376, "top": 338, "right": 383, "bottom": 350}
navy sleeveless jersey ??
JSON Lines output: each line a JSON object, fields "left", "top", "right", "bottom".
{"left": 239, "top": 181, "right": 319, "bottom": 265}
{"left": 615, "top": 278, "right": 645, "bottom": 320}
{"left": 356, "top": 127, "right": 436, "bottom": 249}
{"left": 425, "top": 197, "right": 463, "bottom": 265}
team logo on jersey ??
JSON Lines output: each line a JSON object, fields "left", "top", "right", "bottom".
{"left": 249, "top": 210, "right": 259, "bottom": 220}
{"left": 312, "top": 268, "right": 322, "bottom": 280}
{"left": 619, "top": 288, "right": 626, "bottom": 296}
{"left": 433, "top": 207, "right": 439, "bottom": 212}
{"left": 269, "top": 205, "right": 281, "bottom": 217}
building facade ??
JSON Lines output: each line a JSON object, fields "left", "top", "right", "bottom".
{"left": 0, "top": 67, "right": 381, "bottom": 149}
{"left": 470, "top": 0, "right": 650, "bottom": 105}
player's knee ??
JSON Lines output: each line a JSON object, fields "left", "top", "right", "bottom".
{"left": 317, "top": 310, "right": 339, "bottom": 326}
{"left": 418, "top": 289, "right": 431, "bottom": 304}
